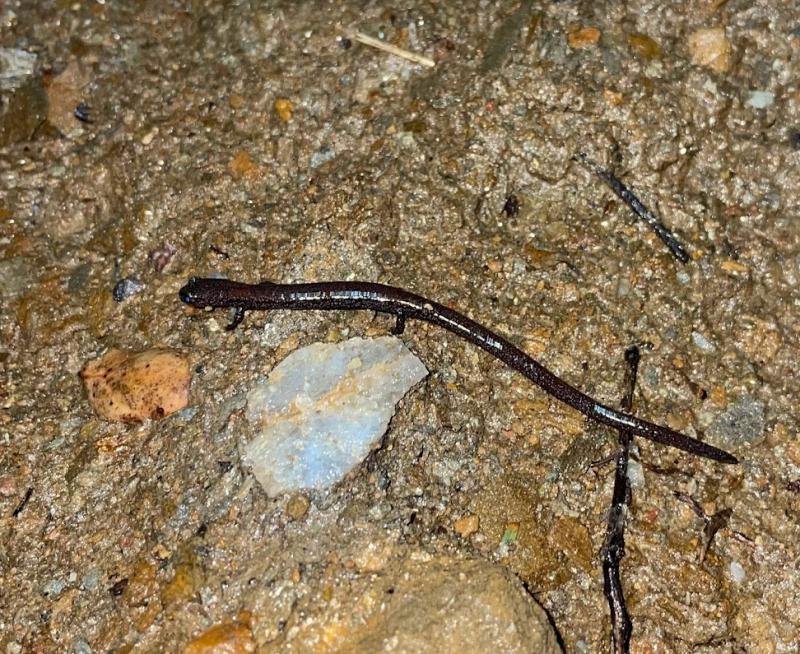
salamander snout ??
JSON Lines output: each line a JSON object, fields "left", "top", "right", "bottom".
{"left": 179, "top": 277, "right": 234, "bottom": 308}
{"left": 179, "top": 278, "right": 201, "bottom": 306}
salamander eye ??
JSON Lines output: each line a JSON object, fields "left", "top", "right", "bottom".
{"left": 179, "top": 284, "right": 197, "bottom": 304}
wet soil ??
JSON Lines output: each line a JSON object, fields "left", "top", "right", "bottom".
{"left": 1, "top": 1, "right": 799, "bottom": 652}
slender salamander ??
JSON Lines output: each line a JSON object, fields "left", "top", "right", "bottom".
{"left": 179, "top": 277, "right": 737, "bottom": 465}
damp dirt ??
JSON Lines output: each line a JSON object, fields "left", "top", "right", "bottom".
{"left": 1, "top": 1, "right": 799, "bottom": 652}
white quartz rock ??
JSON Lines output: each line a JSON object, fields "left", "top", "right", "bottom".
{"left": 243, "top": 336, "right": 427, "bottom": 495}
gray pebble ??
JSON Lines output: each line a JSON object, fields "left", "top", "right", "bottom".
{"left": 707, "top": 396, "right": 766, "bottom": 447}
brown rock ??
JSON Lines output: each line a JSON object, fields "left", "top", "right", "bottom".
{"left": 45, "top": 58, "right": 91, "bottom": 135}
{"left": 274, "top": 97, "right": 293, "bottom": 122}
{"left": 228, "top": 150, "right": 261, "bottom": 179}
{"left": 80, "top": 348, "right": 190, "bottom": 423}
{"left": 627, "top": 33, "right": 662, "bottom": 59}
{"left": 263, "top": 555, "right": 561, "bottom": 653}
{"left": 568, "top": 26, "right": 601, "bottom": 49}
{"left": 286, "top": 493, "right": 311, "bottom": 520}
{"left": 0, "top": 48, "right": 48, "bottom": 146}
{"left": 688, "top": 27, "right": 732, "bottom": 73}
{"left": 184, "top": 616, "right": 256, "bottom": 654}
{"left": 453, "top": 513, "right": 480, "bottom": 537}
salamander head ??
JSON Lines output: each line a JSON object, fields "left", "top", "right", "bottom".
{"left": 179, "top": 277, "right": 278, "bottom": 308}
{"left": 179, "top": 277, "right": 205, "bottom": 306}
{"left": 179, "top": 276, "right": 234, "bottom": 308}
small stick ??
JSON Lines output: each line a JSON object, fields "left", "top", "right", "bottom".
{"left": 575, "top": 153, "right": 690, "bottom": 264}
{"left": 673, "top": 491, "right": 733, "bottom": 562}
{"left": 602, "top": 345, "right": 640, "bottom": 654}
{"left": 12, "top": 487, "right": 33, "bottom": 518}
{"left": 349, "top": 31, "right": 435, "bottom": 68}
{"left": 700, "top": 508, "right": 732, "bottom": 563}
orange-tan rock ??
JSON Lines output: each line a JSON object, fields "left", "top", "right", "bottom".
{"left": 80, "top": 348, "right": 190, "bottom": 422}
{"left": 454, "top": 513, "right": 480, "bottom": 538}
{"left": 183, "top": 615, "right": 256, "bottom": 654}
{"left": 688, "top": 27, "right": 732, "bottom": 72}
{"left": 567, "top": 26, "right": 601, "bottom": 49}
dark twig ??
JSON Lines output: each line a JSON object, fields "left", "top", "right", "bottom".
{"left": 701, "top": 508, "right": 732, "bottom": 563}
{"left": 673, "top": 491, "right": 734, "bottom": 562}
{"left": 672, "top": 490, "right": 705, "bottom": 518}
{"left": 602, "top": 345, "right": 640, "bottom": 654}
{"left": 575, "top": 153, "right": 690, "bottom": 264}
{"left": 12, "top": 487, "right": 33, "bottom": 517}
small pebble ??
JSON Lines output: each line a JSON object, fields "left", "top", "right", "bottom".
{"left": 309, "top": 145, "right": 335, "bottom": 168}
{"left": 454, "top": 513, "right": 480, "bottom": 538}
{"left": 501, "top": 522, "right": 520, "bottom": 546}
{"left": 45, "top": 58, "right": 91, "bottom": 136}
{"left": 72, "top": 638, "right": 93, "bottom": 654}
{"left": 273, "top": 97, "right": 293, "bottom": 122}
{"left": 720, "top": 260, "right": 748, "bottom": 273}
{"left": 707, "top": 396, "right": 765, "bottom": 447}
{"left": 0, "top": 47, "right": 37, "bottom": 79}
{"left": 688, "top": 27, "right": 731, "bottom": 73}
{"left": 73, "top": 101, "right": 92, "bottom": 123}
{"left": 228, "top": 150, "right": 260, "bottom": 179}
{"left": 140, "top": 126, "right": 158, "bottom": 145}
{"left": 730, "top": 560, "right": 746, "bottom": 583}
{"left": 0, "top": 48, "right": 47, "bottom": 146}
{"left": 112, "top": 277, "right": 145, "bottom": 302}
{"left": 43, "top": 578, "right": 65, "bottom": 597}
{"left": 746, "top": 90, "right": 774, "bottom": 109}
{"left": 353, "top": 540, "right": 394, "bottom": 572}
{"left": 0, "top": 474, "right": 18, "bottom": 496}
{"left": 149, "top": 243, "right": 176, "bottom": 272}
{"left": 626, "top": 457, "right": 645, "bottom": 489}
{"left": 183, "top": 616, "right": 255, "bottom": 654}
{"left": 691, "top": 330, "right": 716, "bottom": 352}
{"left": 80, "top": 348, "right": 190, "bottom": 423}
{"left": 627, "top": 32, "right": 662, "bottom": 59}
{"left": 81, "top": 568, "right": 101, "bottom": 591}
{"left": 784, "top": 430, "right": 800, "bottom": 466}
{"left": 286, "top": 493, "right": 311, "bottom": 520}
{"left": 0, "top": 257, "right": 34, "bottom": 300}
{"left": 604, "top": 89, "right": 624, "bottom": 106}
{"left": 567, "top": 26, "right": 601, "bottom": 49}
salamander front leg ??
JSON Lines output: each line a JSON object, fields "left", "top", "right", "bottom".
{"left": 391, "top": 312, "right": 406, "bottom": 335}
{"left": 226, "top": 307, "right": 246, "bottom": 331}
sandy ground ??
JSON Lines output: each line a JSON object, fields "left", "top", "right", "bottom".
{"left": 1, "top": 1, "right": 799, "bottom": 652}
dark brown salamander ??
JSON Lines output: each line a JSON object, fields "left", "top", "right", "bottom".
{"left": 179, "top": 277, "right": 737, "bottom": 465}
